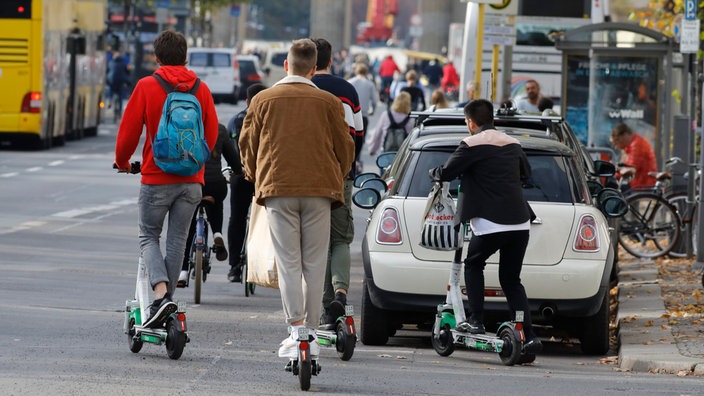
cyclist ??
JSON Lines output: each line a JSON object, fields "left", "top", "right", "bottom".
{"left": 114, "top": 30, "right": 218, "bottom": 328}
{"left": 179, "top": 123, "right": 241, "bottom": 287}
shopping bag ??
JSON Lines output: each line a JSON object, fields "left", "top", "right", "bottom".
{"left": 420, "top": 181, "right": 460, "bottom": 251}
{"left": 245, "top": 199, "right": 279, "bottom": 288}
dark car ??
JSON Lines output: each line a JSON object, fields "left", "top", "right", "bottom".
{"left": 237, "top": 54, "right": 266, "bottom": 99}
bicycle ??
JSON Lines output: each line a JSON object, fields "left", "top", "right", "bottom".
{"left": 222, "top": 166, "right": 256, "bottom": 297}
{"left": 184, "top": 196, "right": 214, "bottom": 304}
{"left": 616, "top": 167, "right": 681, "bottom": 259}
{"left": 664, "top": 157, "right": 700, "bottom": 258}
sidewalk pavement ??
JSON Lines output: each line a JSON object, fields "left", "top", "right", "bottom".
{"left": 617, "top": 259, "right": 704, "bottom": 375}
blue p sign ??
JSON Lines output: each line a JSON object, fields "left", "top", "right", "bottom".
{"left": 685, "top": 0, "right": 696, "bottom": 21}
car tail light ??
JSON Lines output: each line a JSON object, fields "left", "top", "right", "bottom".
{"left": 573, "top": 215, "right": 599, "bottom": 252}
{"left": 385, "top": 179, "right": 394, "bottom": 190}
{"left": 21, "top": 92, "right": 41, "bottom": 113}
{"left": 246, "top": 73, "right": 261, "bottom": 81}
{"left": 376, "top": 208, "right": 402, "bottom": 244}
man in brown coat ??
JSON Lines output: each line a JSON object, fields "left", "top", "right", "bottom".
{"left": 239, "top": 38, "right": 355, "bottom": 359}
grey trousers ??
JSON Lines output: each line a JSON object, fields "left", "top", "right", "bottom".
{"left": 265, "top": 196, "right": 331, "bottom": 329}
{"left": 138, "top": 183, "right": 201, "bottom": 298}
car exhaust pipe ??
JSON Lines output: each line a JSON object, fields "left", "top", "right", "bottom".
{"left": 540, "top": 304, "right": 556, "bottom": 319}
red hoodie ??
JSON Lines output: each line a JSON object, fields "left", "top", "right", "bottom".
{"left": 114, "top": 66, "right": 219, "bottom": 185}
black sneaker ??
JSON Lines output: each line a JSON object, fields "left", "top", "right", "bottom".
{"left": 456, "top": 318, "right": 485, "bottom": 334}
{"left": 523, "top": 337, "right": 543, "bottom": 354}
{"left": 143, "top": 293, "right": 177, "bottom": 328}
{"left": 319, "top": 308, "right": 336, "bottom": 329}
{"left": 228, "top": 265, "right": 242, "bottom": 283}
{"left": 328, "top": 291, "right": 347, "bottom": 319}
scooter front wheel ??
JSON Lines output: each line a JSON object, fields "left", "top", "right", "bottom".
{"left": 127, "top": 317, "right": 142, "bottom": 353}
{"left": 431, "top": 323, "right": 455, "bottom": 357}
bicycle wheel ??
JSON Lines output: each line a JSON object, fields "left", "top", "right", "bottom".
{"left": 194, "top": 246, "right": 203, "bottom": 304}
{"left": 618, "top": 193, "right": 680, "bottom": 258}
{"left": 667, "top": 192, "right": 698, "bottom": 258}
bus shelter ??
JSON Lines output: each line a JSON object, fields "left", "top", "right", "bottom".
{"left": 554, "top": 22, "right": 678, "bottom": 168}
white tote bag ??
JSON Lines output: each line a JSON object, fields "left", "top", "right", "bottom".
{"left": 420, "top": 182, "right": 460, "bottom": 251}
{"left": 245, "top": 200, "right": 279, "bottom": 288}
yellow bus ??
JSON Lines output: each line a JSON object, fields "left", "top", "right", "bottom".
{"left": 0, "top": 0, "right": 107, "bottom": 149}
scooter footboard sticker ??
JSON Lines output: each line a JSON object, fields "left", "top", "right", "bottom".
{"left": 298, "top": 327, "right": 309, "bottom": 341}
{"left": 345, "top": 305, "right": 354, "bottom": 316}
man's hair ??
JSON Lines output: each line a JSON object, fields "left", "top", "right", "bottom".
{"left": 612, "top": 122, "right": 632, "bottom": 137}
{"left": 525, "top": 79, "right": 540, "bottom": 88}
{"left": 464, "top": 99, "right": 493, "bottom": 126}
{"left": 405, "top": 70, "right": 418, "bottom": 82}
{"left": 311, "top": 37, "right": 332, "bottom": 71}
{"left": 246, "top": 83, "right": 267, "bottom": 102}
{"left": 287, "top": 39, "right": 317, "bottom": 76}
{"left": 153, "top": 30, "right": 187, "bottom": 66}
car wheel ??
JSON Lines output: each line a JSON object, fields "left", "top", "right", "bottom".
{"left": 360, "top": 280, "right": 390, "bottom": 346}
{"left": 578, "top": 290, "right": 610, "bottom": 355}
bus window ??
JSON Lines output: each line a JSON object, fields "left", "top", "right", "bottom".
{"left": 0, "top": 1, "right": 32, "bottom": 19}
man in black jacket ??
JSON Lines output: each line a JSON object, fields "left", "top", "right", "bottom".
{"left": 430, "top": 99, "right": 542, "bottom": 354}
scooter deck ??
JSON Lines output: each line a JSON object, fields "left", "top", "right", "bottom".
{"left": 452, "top": 329, "right": 504, "bottom": 352}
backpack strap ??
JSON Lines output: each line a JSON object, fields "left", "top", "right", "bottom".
{"left": 387, "top": 108, "right": 400, "bottom": 128}
{"left": 152, "top": 74, "right": 174, "bottom": 94}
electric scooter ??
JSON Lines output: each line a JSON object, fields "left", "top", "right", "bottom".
{"left": 430, "top": 226, "right": 536, "bottom": 366}
{"left": 116, "top": 162, "right": 189, "bottom": 359}
{"left": 283, "top": 327, "right": 321, "bottom": 391}
{"left": 124, "top": 256, "right": 189, "bottom": 359}
{"left": 316, "top": 304, "right": 357, "bottom": 361}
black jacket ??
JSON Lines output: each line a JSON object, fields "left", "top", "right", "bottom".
{"left": 205, "top": 126, "right": 241, "bottom": 183}
{"left": 431, "top": 126, "right": 532, "bottom": 225}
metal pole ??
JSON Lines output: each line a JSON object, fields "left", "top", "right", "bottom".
{"left": 696, "top": 75, "right": 704, "bottom": 269}
{"left": 474, "top": 3, "right": 485, "bottom": 99}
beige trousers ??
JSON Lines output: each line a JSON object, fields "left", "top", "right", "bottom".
{"left": 265, "top": 196, "right": 331, "bottom": 329}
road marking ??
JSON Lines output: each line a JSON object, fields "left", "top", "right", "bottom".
{"left": 0, "top": 220, "right": 47, "bottom": 235}
{"left": 52, "top": 198, "right": 136, "bottom": 218}
{"left": 26, "top": 167, "right": 42, "bottom": 172}
{"left": 47, "top": 160, "right": 64, "bottom": 167}
{"left": 0, "top": 172, "right": 19, "bottom": 178}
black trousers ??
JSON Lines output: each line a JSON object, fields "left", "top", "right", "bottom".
{"left": 464, "top": 229, "right": 535, "bottom": 337}
{"left": 181, "top": 180, "right": 228, "bottom": 270}
{"left": 227, "top": 174, "right": 255, "bottom": 267}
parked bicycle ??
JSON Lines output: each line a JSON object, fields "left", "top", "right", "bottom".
{"left": 616, "top": 167, "right": 681, "bottom": 259}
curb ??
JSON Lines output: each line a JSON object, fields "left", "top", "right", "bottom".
{"left": 617, "top": 260, "right": 704, "bottom": 374}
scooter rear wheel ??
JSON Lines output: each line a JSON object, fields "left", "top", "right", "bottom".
{"left": 127, "top": 317, "right": 142, "bottom": 353}
{"left": 336, "top": 320, "right": 356, "bottom": 361}
{"left": 166, "top": 318, "right": 186, "bottom": 360}
{"left": 498, "top": 327, "right": 521, "bottom": 366}
{"left": 298, "top": 348, "right": 311, "bottom": 391}
{"left": 431, "top": 323, "right": 455, "bottom": 357}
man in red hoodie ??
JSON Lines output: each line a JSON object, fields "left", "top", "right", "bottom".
{"left": 114, "top": 30, "right": 218, "bottom": 328}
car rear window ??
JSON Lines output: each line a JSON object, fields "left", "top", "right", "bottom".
{"left": 190, "top": 53, "right": 208, "bottom": 67}
{"left": 239, "top": 60, "right": 257, "bottom": 76}
{"left": 213, "top": 53, "right": 230, "bottom": 67}
{"left": 406, "top": 150, "right": 573, "bottom": 203}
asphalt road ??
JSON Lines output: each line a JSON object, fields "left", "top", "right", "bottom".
{"left": 0, "top": 103, "right": 702, "bottom": 395}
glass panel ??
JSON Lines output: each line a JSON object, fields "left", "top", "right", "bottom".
{"left": 189, "top": 52, "right": 208, "bottom": 67}
{"left": 212, "top": 53, "right": 230, "bottom": 67}
{"left": 0, "top": 1, "right": 31, "bottom": 19}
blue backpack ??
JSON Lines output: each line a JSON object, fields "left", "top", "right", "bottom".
{"left": 151, "top": 74, "right": 210, "bottom": 176}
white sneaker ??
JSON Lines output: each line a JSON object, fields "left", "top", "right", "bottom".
{"left": 177, "top": 270, "right": 188, "bottom": 287}
{"left": 278, "top": 325, "right": 303, "bottom": 358}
